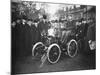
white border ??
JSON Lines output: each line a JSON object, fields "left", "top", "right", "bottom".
{"left": 0, "top": 0, "right": 98, "bottom": 75}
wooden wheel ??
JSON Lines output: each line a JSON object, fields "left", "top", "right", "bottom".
{"left": 67, "top": 39, "right": 78, "bottom": 58}
{"left": 32, "top": 42, "right": 44, "bottom": 57}
{"left": 47, "top": 44, "right": 61, "bottom": 64}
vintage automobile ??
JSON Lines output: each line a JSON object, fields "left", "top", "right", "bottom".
{"left": 32, "top": 20, "right": 79, "bottom": 64}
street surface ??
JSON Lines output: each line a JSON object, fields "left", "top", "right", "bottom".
{"left": 12, "top": 51, "right": 95, "bottom": 74}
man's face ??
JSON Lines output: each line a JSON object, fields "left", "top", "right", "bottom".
{"left": 17, "top": 20, "right": 20, "bottom": 24}
{"left": 12, "top": 22, "right": 16, "bottom": 28}
{"left": 22, "top": 19, "right": 26, "bottom": 25}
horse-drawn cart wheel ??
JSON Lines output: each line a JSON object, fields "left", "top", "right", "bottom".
{"left": 32, "top": 42, "right": 44, "bottom": 57}
{"left": 47, "top": 44, "right": 61, "bottom": 64}
{"left": 67, "top": 39, "right": 78, "bottom": 58}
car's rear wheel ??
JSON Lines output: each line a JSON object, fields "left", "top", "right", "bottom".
{"left": 67, "top": 39, "right": 78, "bottom": 58}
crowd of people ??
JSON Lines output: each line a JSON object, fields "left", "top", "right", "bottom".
{"left": 11, "top": 11, "right": 96, "bottom": 64}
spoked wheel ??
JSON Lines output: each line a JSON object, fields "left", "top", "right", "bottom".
{"left": 67, "top": 39, "right": 78, "bottom": 58}
{"left": 32, "top": 42, "right": 44, "bottom": 57}
{"left": 47, "top": 44, "right": 61, "bottom": 64}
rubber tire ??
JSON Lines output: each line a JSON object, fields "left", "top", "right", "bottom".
{"left": 32, "top": 42, "right": 44, "bottom": 57}
{"left": 67, "top": 39, "right": 78, "bottom": 58}
{"left": 47, "top": 43, "right": 61, "bottom": 64}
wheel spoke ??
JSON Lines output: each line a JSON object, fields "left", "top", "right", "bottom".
{"left": 68, "top": 39, "right": 78, "bottom": 57}
{"left": 32, "top": 42, "right": 44, "bottom": 57}
{"left": 47, "top": 44, "right": 61, "bottom": 64}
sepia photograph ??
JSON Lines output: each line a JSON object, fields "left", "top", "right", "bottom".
{"left": 11, "top": 0, "right": 96, "bottom": 74}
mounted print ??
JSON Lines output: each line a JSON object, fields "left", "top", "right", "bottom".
{"left": 11, "top": 0, "right": 96, "bottom": 74}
